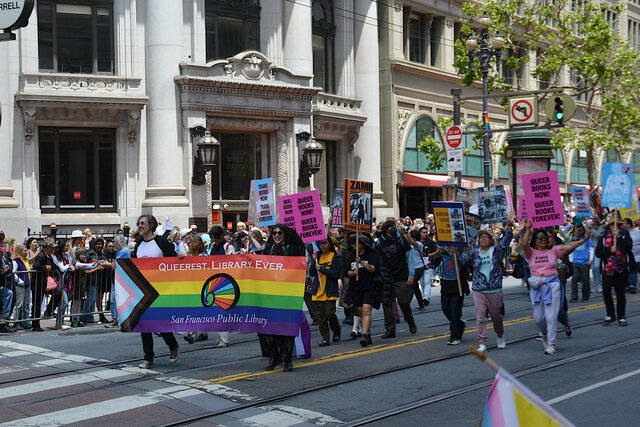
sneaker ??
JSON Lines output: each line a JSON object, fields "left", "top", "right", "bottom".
{"left": 105, "top": 320, "right": 119, "bottom": 329}
{"left": 138, "top": 360, "right": 153, "bottom": 369}
{"left": 169, "top": 346, "right": 179, "bottom": 363}
{"left": 184, "top": 334, "right": 195, "bottom": 344}
{"left": 447, "top": 339, "right": 461, "bottom": 345}
{"left": 60, "top": 324, "right": 71, "bottom": 330}
{"left": 216, "top": 339, "right": 229, "bottom": 348}
{"left": 536, "top": 332, "right": 543, "bottom": 341}
{"left": 544, "top": 345, "right": 556, "bottom": 355}
{"left": 603, "top": 316, "right": 614, "bottom": 325}
{"left": 350, "top": 331, "right": 362, "bottom": 339}
{"left": 477, "top": 344, "right": 487, "bottom": 353}
{"left": 564, "top": 323, "right": 572, "bottom": 337}
{"left": 423, "top": 298, "right": 430, "bottom": 306}
{"left": 619, "top": 318, "right": 628, "bottom": 326}
{"left": 497, "top": 336, "right": 506, "bottom": 349}
{"left": 360, "top": 334, "right": 371, "bottom": 347}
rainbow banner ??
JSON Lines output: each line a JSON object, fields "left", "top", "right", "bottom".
{"left": 480, "top": 369, "right": 575, "bottom": 427}
{"left": 115, "top": 254, "right": 306, "bottom": 336}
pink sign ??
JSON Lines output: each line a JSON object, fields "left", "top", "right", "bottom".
{"left": 278, "top": 190, "right": 327, "bottom": 243}
{"left": 517, "top": 196, "right": 529, "bottom": 222}
{"left": 505, "top": 187, "right": 514, "bottom": 212}
{"left": 522, "top": 170, "right": 564, "bottom": 228}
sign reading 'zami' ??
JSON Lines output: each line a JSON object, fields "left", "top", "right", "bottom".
{"left": 522, "top": 170, "right": 564, "bottom": 228}
{"left": 115, "top": 255, "right": 306, "bottom": 336}
{"left": 343, "top": 179, "right": 373, "bottom": 233}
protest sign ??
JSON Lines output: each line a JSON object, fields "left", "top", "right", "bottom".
{"left": 247, "top": 179, "right": 256, "bottom": 224}
{"left": 589, "top": 187, "right": 610, "bottom": 221}
{"left": 343, "top": 179, "right": 373, "bottom": 233}
{"left": 255, "top": 178, "right": 276, "bottom": 226}
{"left": 115, "top": 255, "right": 306, "bottom": 335}
{"left": 517, "top": 196, "right": 529, "bottom": 223}
{"left": 455, "top": 186, "right": 478, "bottom": 212}
{"left": 504, "top": 187, "right": 514, "bottom": 213}
{"left": 619, "top": 189, "right": 640, "bottom": 222}
{"left": 432, "top": 201, "right": 469, "bottom": 247}
{"left": 278, "top": 190, "right": 326, "bottom": 243}
{"left": 522, "top": 170, "right": 564, "bottom": 228}
{"left": 465, "top": 212, "right": 482, "bottom": 245}
{"left": 601, "top": 163, "right": 633, "bottom": 208}
{"left": 476, "top": 185, "right": 508, "bottom": 223}
{"left": 330, "top": 188, "right": 343, "bottom": 228}
{"left": 570, "top": 186, "right": 591, "bottom": 215}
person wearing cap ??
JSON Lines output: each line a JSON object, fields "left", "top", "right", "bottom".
{"left": 31, "top": 238, "right": 58, "bottom": 331}
{"left": 459, "top": 211, "right": 515, "bottom": 352}
{"left": 237, "top": 222, "right": 248, "bottom": 232}
{"left": 344, "top": 234, "right": 380, "bottom": 347}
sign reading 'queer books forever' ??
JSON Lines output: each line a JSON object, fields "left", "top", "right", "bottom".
{"left": 278, "top": 190, "right": 326, "bottom": 243}
{"left": 522, "top": 170, "right": 564, "bottom": 228}
{"left": 115, "top": 255, "right": 306, "bottom": 336}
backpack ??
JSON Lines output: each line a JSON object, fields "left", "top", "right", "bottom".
{"left": 510, "top": 254, "right": 525, "bottom": 279}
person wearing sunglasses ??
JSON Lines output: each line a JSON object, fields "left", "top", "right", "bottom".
{"left": 522, "top": 219, "right": 591, "bottom": 355}
{"left": 261, "top": 224, "right": 306, "bottom": 372}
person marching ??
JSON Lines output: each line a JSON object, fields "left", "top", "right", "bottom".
{"left": 459, "top": 211, "right": 515, "bottom": 352}
{"left": 436, "top": 246, "right": 468, "bottom": 345}
{"left": 311, "top": 238, "right": 342, "bottom": 347}
{"left": 522, "top": 219, "right": 591, "bottom": 355}
{"left": 134, "top": 214, "right": 180, "bottom": 369}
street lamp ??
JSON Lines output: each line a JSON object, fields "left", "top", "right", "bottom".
{"left": 197, "top": 130, "right": 220, "bottom": 230}
{"left": 297, "top": 132, "right": 325, "bottom": 187}
{"left": 49, "top": 222, "right": 57, "bottom": 239}
{"left": 465, "top": 11, "right": 504, "bottom": 187}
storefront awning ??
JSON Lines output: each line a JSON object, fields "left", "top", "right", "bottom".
{"left": 402, "top": 172, "right": 475, "bottom": 189}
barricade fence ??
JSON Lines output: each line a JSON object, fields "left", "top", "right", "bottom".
{"left": 1, "top": 267, "right": 113, "bottom": 330}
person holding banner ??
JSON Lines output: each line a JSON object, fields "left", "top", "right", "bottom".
{"left": 522, "top": 219, "right": 591, "bottom": 355}
{"left": 262, "top": 224, "right": 306, "bottom": 372}
{"left": 595, "top": 218, "right": 634, "bottom": 326}
{"left": 133, "top": 214, "right": 180, "bottom": 369}
{"left": 459, "top": 211, "right": 515, "bottom": 352}
{"left": 311, "top": 238, "right": 343, "bottom": 347}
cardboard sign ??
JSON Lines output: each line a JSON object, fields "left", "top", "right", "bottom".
{"left": 115, "top": 255, "right": 306, "bottom": 335}
{"left": 432, "top": 201, "right": 469, "bottom": 247}
{"left": 476, "top": 185, "right": 508, "bottom": 223}
{"left": 255, "top": 178, "right": 276, "bottom": 227}
{"left": 601, "top": 163, "right": 633, "bottom": 208}
{"left": 517, "top": 196, "right": 529, "bottom": 223}
{"left": 278, "top": 190, "right": 326, "bottom": 243}
{"left": 343, "top": 179, "right": 373, "bottom": 233}
{"left": 570, "top": 186, "right": 591, "bottom": 215}
{"left": 589, "top": 187, "right": 610, "bottom": 221}
{"left": 522, "top": 170, "right": 564, "bottom": 228}
{"left": 619, "top": 189, "right": 640, "bottom": 222}
{"left": 330, "top": 188, "right": 343, "bottom": 228}
{"left": 247, "top": 179, "right": 256, "bottom": 225}
{"left": 455, "top": 186, "right": 478, "bottom": 212}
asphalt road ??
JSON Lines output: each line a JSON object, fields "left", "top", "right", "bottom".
{"left": 0, "top": 277, "right": 639, "bottom": 426}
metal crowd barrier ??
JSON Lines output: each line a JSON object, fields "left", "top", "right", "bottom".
{"left": 1, "top": 265, "right": 113, "bottom": 331}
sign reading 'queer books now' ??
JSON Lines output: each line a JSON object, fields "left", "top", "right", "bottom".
{"left": 115, "top": 255, "right": 306, "bottom": 336}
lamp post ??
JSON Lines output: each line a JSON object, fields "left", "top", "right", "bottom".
{"left": 49, "top": 222, "right": 57, "bottom": 239}
{"left": 197, "top": 130, "right": 220, "bottom": 231}
{"left": 465, "top": 12, "right": 504, "bottom": 188}
{"left": 297, "top": 131, "right": 325, "bottom": 188}
{"left": 123, "top": 222, "right": 130, "bottom": 238}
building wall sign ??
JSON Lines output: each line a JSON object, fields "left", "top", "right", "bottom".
{"left": 0, "top": 0, "right": 33, "bottom": 31}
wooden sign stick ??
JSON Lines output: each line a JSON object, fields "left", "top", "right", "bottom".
{"left": 355, "top": 232, "right": 360, "bottom": 280}
{"left": 614, "top": 208, "right": 618, "bottom": 248}
{"left": 453, "top": 250, "right": 463, "bottom": 297}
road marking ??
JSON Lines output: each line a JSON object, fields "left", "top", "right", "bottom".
{"left": 0, "top": 385, "right": 203, "bottom": 426}
{"left": 259, "top": 404, "right": 342, "bottom": 425}
{"left": 547, "top": 367, "right": 640, "bottom": 405}
{"left": 0, "top": 341, "right": 109, "bottom": 363}
{"left": 0, "top": 366, "right": 27, "bottom": 375}
{"left": 160, "top": 376, "right": 257, "bottom": 401}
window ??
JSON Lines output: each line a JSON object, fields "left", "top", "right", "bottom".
{"left": 499, "top": 49, "right": 523, "bottom": 87}
{"left": 313, "top": 140, "right": 337, "bottom": 206}
{"left": 550, "top": 149, "right": 566, "bottom": 182}
{"left": 38, "top": 1, "right": 113, "bottom": 74}
{"left": 605, "top": 149, "right": 620, "bottom": 163}
{"left": 571, "top": 71, "right": 587, "bottom": 102}
{"left": 463, "top": 125, "right": 483, "bottom": 176}
{"left": 571, "top": 149, "right": 588, "bottom": 184}
{"left": 403, "top": 9, "right": 442, "bottom": 67}
{"left": 39, "top": 128, "right": 116, "bottom": 212}
{"left": 211, "top": 133, "right": 266, "bottom": 200}
{"left": 634, "top": 152, "right": 640, "bottom": 187}
{"left": 312, "top": 0, "right": 335, "bottom": 93}
{"left": 205, "top": 0, "right": 260, "bottom": 62}
{"left": 604, "top": 8, "right": 617, "bottom": 32}
{"left": 630, "top": 19, "right": 640, "bottom": 52}
{"left": 403, "top": 116, "right": 446, "bottom": 173}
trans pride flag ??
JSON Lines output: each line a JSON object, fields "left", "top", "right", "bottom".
{"left": 480, "top": 370, "right": 575, "bottom": 427}
{"left": 115, "top": 254, "right": 306, "bottom": 336}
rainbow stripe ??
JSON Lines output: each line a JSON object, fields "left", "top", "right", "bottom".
{"left": 85, "top": 262, "right": 102, "bottom": 273}
{"left": 114, "top": 254, "right": 306, "bottom": 336}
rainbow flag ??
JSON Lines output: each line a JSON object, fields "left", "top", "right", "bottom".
{"left": 485, "top": 112, "right": 493, "bottom": 139}
{"left": 85, "top": 262, "right": 103, "bottom": 273}
{"left": 480, "top": 370, "right": 575, "bottom": 427}
{"left": 114, "top": 254, "right": 306, "bottom": 336}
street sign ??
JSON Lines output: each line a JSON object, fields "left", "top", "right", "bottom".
{"left": 0, "top": 0, "right": 33, "bottom": 32}
{"left": 544, "top": 93, "right": 576, "bottom": 123}
{"left": 508, "top": 96, "right": 538, "bottom": 127}
{"left": 445, "top": 125, "right": 463, "bottom": 149}
{"left": 447, "top": 149, "right": 463, "bottom": 172}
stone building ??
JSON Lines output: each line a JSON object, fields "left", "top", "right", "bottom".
{"left": 0, "top": 0, "right": 392, "bottom": 238}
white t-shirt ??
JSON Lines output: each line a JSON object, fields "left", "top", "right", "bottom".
{"left": 629, "top": 228, "right": 640, "bottom": 263}
{"left": 136, "top": 239, "right": 164, "bottom": 258}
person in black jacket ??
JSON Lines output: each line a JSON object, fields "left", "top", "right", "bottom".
{"left": 310, "top": 238, "right": 342, "bottom": 347}
{"left": 31, "top": 238, "right": 58, "bottom": 332}
{"left": 134, "top": 214, "right": 180, "bottom": 369}
{"left": 595, "top": 219, "right": 635, "bottom": 326}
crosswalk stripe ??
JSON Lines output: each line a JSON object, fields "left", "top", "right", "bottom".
{"left": 0, "top": 341, "right": 108, "bottom": 363}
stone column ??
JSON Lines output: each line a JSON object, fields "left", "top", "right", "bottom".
{"left": 334, "top": 0, "right": 354, "bottom": 98}
{"left": 0, "top": 41, "right": 19, "bottom": 208}
{"left": 142, "top": 0, "right": 189, "bottom": 207}
{"left": 353, "top": 0, "right": 388, "bottom": 211}
{"left": 282, "top": 0, "right": 312, "bottom": 76}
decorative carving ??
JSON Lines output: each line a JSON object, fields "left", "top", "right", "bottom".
{"left": 396, "top": 109, "right": 412, "bottom": 167}
{"left": 347, "top": 128, "right": 360, "bottom": 153}
{"left": 397, "top": 108, "right": 411, "bottom": 136}
{"left": 394, "top": 1, "right": 403, "bottom": 12}
{"left": 313, "top": 92, "right": 363, "bottom": 115}
{"left": 276, "top": 127, "right": 288, "bottom": 197}
{"left": 28, "top": 74, "right": 141, "bottom": 94}
{"left": 206, "top": 117, "right": 284, "bottom": 132}
{"left": 225, "top": 51, "right": 273, "bottom": 81}
{"left": 23, "top": 108, "right": 36, "bottom": 144}
{"left": 128, "top": 111, "right": 140, "bottom": 144}
{"left": 241, "top": 54, "right": 266, "bottom": 80}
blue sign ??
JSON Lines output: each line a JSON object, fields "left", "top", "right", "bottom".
{"left": 601, "top": 163, "right": 633, "bottom": 208}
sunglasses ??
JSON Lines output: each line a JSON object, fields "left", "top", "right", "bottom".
{"left": 137, "top": 222, "right": 146, "bottom": 226}
{"left": 271, "top": 230, "right": 283, "bottom": 236}
{"left": 536, "top": 235, "right": 549, "bottom": 240}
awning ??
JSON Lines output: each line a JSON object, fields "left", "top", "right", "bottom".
{"left": 402, "top": 172, "right": 475, "bottom": 189}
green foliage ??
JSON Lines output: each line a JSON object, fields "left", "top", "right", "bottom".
{"left": 455, "top": 0, "right": 640, "bottom": 187}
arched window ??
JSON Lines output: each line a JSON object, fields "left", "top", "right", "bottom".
{"left": 403, "top": 116, "right": 446, "bottom": 173}
{"left": 550, "top": 149, "right": 566, "bottom": 182}
{"left": 463, "top": 125, "right": 482, "bottom": 176}
{"left": 634, "top": 152, "right": 640, "bottom": 187}
{"left": 571, "top": 149, "right": 588, "bottom": 184}
{"left": 605, "top": 149, "right": 620, "bottom": 163}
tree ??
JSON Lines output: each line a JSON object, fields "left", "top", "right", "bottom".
{"left": 420, "top": 0, "right": 640, "bottom": 189}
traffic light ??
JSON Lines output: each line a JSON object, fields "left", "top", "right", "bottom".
{"left": 553, "top": 96, "right": 564, "bottom": 124}
{"left": 544, "top": 93, "right": 576, "bottom": 125}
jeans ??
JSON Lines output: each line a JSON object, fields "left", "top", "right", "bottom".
{"left": 0, "top": 287, "right": 13, "bottom": 318}
{"left": 412, "top": 268, "right": 425, "bottom": 307}
{"left": 141, "top": 332, "right": 178, "bottom": 363}
{"left": 383, "top": 280, "right": 415, "bottom": 334}
{"left": 110, "top": 282, "right": 118, "bottom": 319}
{"left": 571, "top": 263, "right": 591, "bottom": 301}
{"left": 591, "top": 257, "right": 602, "bottom": 291}
{"left": 441, "top": 293, "right": 465, "bottom": 341}
{"left": 80, "top": 280, "right": 98, "bottom": 322}
{"left": 603, "top": 272, "right": 627, "bottom": 320}
{"left": 627, "top": 270, "right": 638, "bottom": 290}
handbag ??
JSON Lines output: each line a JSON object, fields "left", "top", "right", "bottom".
{"left": 527, "top": 276, "right": 546, "bottom": 291}
{"left": 46, "top": 275, "right": 58, "bottom": 292}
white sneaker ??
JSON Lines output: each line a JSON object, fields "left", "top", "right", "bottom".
{"left": 497, "top": 336, "right": 506, "bottom": 349}
{"left": 544, "top": 345, "right": 556, "bottom": 355}
{"left": 477, "top": 344, "right": 487, "bottom": 353}
{"left": 60, "top": 325, "right": 71, "bottom": 330}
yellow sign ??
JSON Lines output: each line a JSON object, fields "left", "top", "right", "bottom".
{"left": 619, "top": 197, "right": 640, "bottom": 222}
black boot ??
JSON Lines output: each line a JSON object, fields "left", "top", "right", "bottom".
{"left": 265, "top": 354, "right": 283, "bottom": 371}
{"left": 343, "top": 307, "right": 354, "bottom": 325}
{"left": 360, "top": 333, "right": 371, "bottom": 347}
